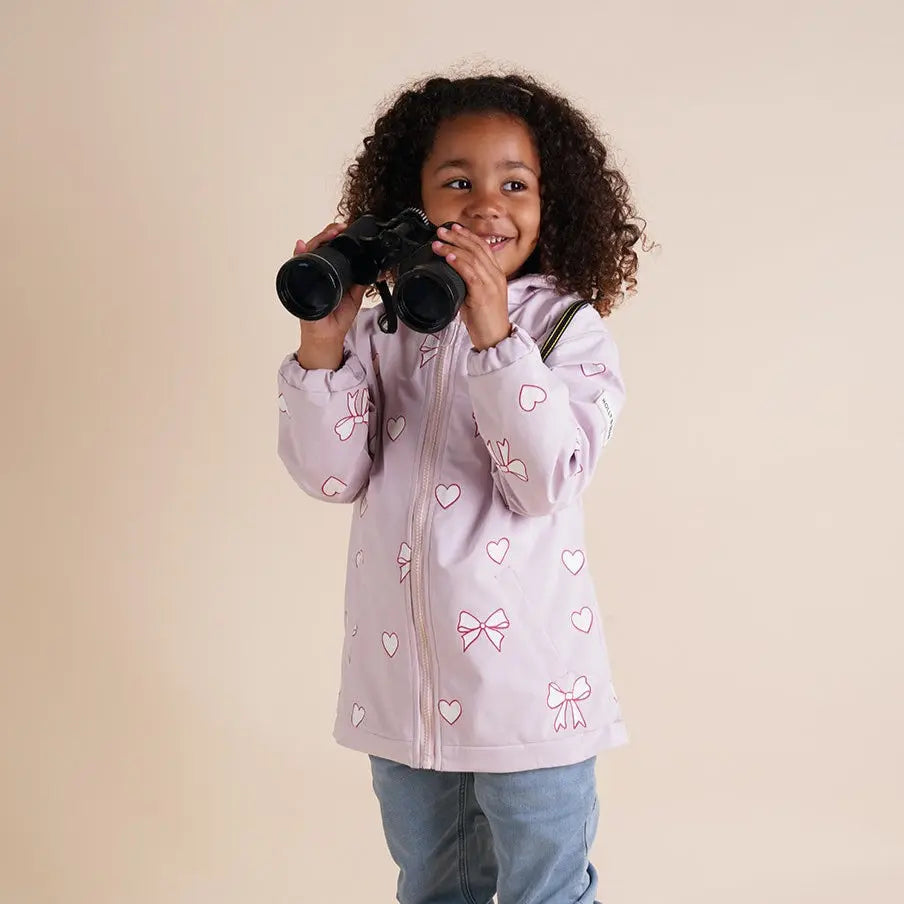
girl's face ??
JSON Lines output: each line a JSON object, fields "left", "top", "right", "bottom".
{"left": 420, "top": 113, "right": 541, "bottom": 279}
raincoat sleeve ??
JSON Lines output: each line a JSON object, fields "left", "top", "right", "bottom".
{"left": 277, "top": 313, "right": 379, "bottom": 504}
{"left": 466, "top": 307, "right": 625, "bottom": 517}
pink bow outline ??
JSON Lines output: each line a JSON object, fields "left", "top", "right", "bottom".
{"left": 397, "top": 542, "right": 411, "bottom": 582}
{"left": 420, "top": 338, "right": 441, "bottom": 368}
{"left": 546, "top": 676, "right": 592, "bottom": 731}
{"left": 457, "top": 608, "right": 510, "bottom": 652}
{"left": 334, "top": 389, "right": 369, "bottom": 441}
{"left": 488, "top": 439, "right": 528, "bottom": 482}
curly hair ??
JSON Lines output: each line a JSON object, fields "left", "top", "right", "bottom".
{"left": 337, "top": 71, "right": 647, "bottom": 316}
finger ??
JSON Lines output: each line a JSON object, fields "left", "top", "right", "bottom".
{"left": 433, "top": 226, "right": 474, "bottom": 256}
{"left": 304, "top": 222, "right": 347, "bottom": 252}
{"left": 335, "top": 284, "right": 366, "bottom": 329}
{"left": 433, "top": 239, "right": 495, "bottom": 286}
{"left": 432, "top": 236, "right": 483, "bottom": 263}
{"left": 444, "top": 223, "right": 491, "bottom": 253}
{"left": 432, "top": 239, "right": 470, "bottom": 260}
{"left": 337, "top": 283, "right": 366, "bottom": 315}
{"left": 435, "top": 247, "right": 482, "bottom": 288}
{"left": 431, "top": 240, "right": 470, "bottom": 273}
{"left": 313, "top": 222, "right": 345, "bottom": 244}
{"left": 447, "top": 224, "right": 502, "bottom": 269}
{"left": 434, "top": 228, "right": 496, "bottom": 278}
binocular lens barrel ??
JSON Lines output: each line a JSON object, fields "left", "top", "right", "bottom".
{"left": 395, "top": 264, "right": 466, "bottom": 334}
{"left": 275, "top": 246, "right": 353, "bottom": 320}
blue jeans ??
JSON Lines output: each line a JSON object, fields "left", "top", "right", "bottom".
{"left": 369, "top": 755, "right": 601, "bottom": 904}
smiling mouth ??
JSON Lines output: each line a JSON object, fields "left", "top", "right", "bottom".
{"left": 481, "top": 235, "right": 513, "bottom": 251}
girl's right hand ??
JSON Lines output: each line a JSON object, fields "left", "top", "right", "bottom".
{"left": 293, "top": 223, "right": 366, "bottom": 368}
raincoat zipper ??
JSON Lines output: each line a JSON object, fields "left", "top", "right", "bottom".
{"left": 410, "top": 321, "right": 459, "bottom": 769}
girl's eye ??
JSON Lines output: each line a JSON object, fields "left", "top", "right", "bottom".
{"left": 443, "top": 178, "right": 529, "bottom": 192}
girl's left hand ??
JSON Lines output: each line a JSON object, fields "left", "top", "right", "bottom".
{"left": 432, "top": 224, "right": 512, "bottom": 351}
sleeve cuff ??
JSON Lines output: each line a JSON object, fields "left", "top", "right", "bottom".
{"left": 278, "top": 350, "right": 367, "bottom": 392}
{"left": 466, "top": 323, "right": 537, "bottom": 377}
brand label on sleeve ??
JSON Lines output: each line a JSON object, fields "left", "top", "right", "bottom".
{"left": 595, "top": 391, "right": 615, "bottom": 445}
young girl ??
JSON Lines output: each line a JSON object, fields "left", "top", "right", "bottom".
{"left": 277, "top": 72, "right": 643, "bottom": 904}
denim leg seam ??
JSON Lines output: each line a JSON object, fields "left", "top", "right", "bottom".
{"left": 457, "top": 772, "right": 479, "bottom": 904}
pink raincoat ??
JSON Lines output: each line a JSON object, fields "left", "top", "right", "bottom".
{"left": 277, "top": 274, "right": 628, "bottom": 772}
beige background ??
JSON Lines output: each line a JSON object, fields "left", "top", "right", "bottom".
{"left": 2, "top": 0, "right": 902, "bottom": 902}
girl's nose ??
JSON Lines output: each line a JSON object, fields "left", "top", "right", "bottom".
{"left": 463, "top": 189, "right": 505, "bottom": 219}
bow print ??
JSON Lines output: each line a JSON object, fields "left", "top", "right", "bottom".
{"left": 334, "top": 389, "right": 370, "bottom": 441}
{"left": 487, "top": 439, "right": 528, "bottom": 482}
{"left": 546, "top": 676, "right": 592, "bottom": 732}
{"left": 397, "top": 542, "right": 412, "bottom": 582}
{"left": 419, "top": 337, "right": 441, "bottom": 368}
{"left": 457, "top": 608, "right": 510, "bottom": 652}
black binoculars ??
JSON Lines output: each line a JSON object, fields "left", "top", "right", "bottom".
{"left": 276, "top": 207, "right": 467, "bottom": 334}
